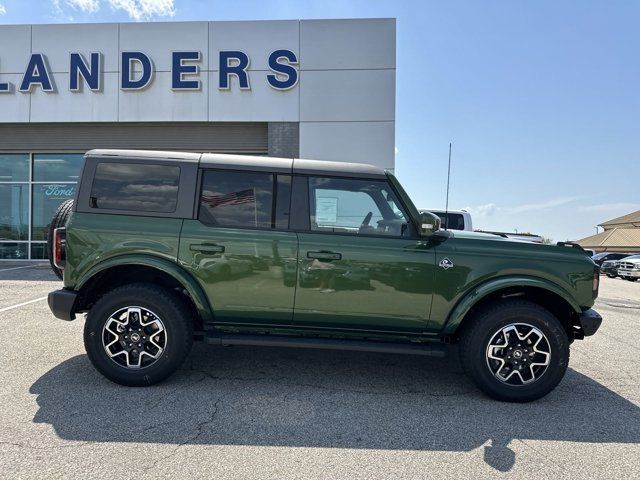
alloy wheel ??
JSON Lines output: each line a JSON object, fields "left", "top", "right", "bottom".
{"left": 102, "top": 306, "right": 167, "bottom": 369}
{"left": 485, "top": 323, "right": 551, "bottom": 386}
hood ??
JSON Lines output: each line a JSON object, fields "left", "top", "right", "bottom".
{"left": 439, "top": 229, "right": 595, "bottom": 262}
{"left": 447, "top": 230, "right": 529, "bottom": 243}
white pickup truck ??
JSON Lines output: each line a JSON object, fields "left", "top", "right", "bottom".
{"left": 617, "top": 255, "right": 640, "bottom": 281}
{"left": 419, "top": 209, "right": 473, "bottom": 231}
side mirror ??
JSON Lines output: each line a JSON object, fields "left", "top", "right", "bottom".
{"left": 419, "top": 211, "right": 440, "bottom": 237}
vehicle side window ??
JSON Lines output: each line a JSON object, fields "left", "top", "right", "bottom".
{"left": 199, "top": 171, "right": 291, "bottom": 229}
{"left": 90, "top": 162, "right": 180, "bottom": 213}
{"left": 308, "top": 177, "right": 409, "bottom": 237}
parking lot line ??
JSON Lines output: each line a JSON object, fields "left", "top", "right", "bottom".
{"left": 0, "top": 264, "right": 39, "bottom": 273}
{"left": 0, "top": 296, "right": 48, "bottom": 313}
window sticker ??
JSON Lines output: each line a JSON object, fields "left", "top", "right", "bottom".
{"left": 316, "top": 197, "right": 338, "bottom": 224}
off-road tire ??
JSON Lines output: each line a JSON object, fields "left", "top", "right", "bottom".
{"left": 84, "top": 283, "right": 194, "bottom": 386}
{"left": 46, "top": 199, "right": 74, "bottom": 279}
{"left": 459, "top": 299, "right": 570, "bottom": 402}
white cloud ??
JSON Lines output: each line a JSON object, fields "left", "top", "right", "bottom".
{"left": 465, "top": 203, "right": 497, "bottom": 217}
{"left": 466, "top": 197, "right": 579, "bottom": 218}
{"left": 576, "top": 202, "right": 640, "bottom": 214}
{"left": 0, "top": 4, "right": 6, "bottom": 15}
{"left": 51, "top": 0, "right": 76, "bottom": 20}
{"left": 108, "top": 0, "right": 176, "bottom": 21}
{"left": 52, "top": 0, "right": 175, "bottom": 20}
{"left": 463, "top": 198, "right": 640, "bottom": 242}
{"left": 66, "top": 0, "right": 100, "bottom": 13}
{"left": 506, "top": 197, "right": 579, "bottom": 214}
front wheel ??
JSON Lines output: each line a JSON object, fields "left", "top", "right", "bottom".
{"left": 459, "top": 299, "right": 569, "bottom": 402}
{"left": 84, "top": 283, "right": 194, "bottom": 386}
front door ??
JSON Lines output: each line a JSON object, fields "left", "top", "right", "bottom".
{"left": 179, "top": 170, "right": 297, "bottom": 325}
{"left": 293, "top": 176, "right": 436, "bottom": 333}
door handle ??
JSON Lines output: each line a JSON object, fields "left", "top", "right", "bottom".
{"left": 307, "top": 251, "right": 342, "bottom": 261}
{"left": 190, "top": 243, "right": 225, "bottom": 254}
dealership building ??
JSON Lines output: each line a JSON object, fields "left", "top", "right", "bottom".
{"left": 0, "top": 18, "right": 396, "bottom": 259}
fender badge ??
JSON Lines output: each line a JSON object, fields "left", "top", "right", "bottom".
{"left": 439, "top": 257, "right": 454, "bottom": 270}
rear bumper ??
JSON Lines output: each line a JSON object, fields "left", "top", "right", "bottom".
{"left": 577, "top": 309, "right": 602, "bottom": 337}
{"left": 48, "top": 289, "right": 78, "bottom": 321}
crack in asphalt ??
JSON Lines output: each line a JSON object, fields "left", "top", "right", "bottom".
{"left": 151, "top": 397, "right": 223, "bottom": 469}
{"left": 0, "top": 440, "right": 93, "bottom": 451}
{"left": 601, "top": 302, "right": 640, "bottom": 310}
{"left": 144, "top": 381, "right": 196, "bottom": 412}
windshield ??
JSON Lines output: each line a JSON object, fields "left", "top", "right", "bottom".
{"left": 623, "top": 255, "right": 640, "bottom": 260}
{"left": 385, "top": 172, "right": 420, "bottom": 223}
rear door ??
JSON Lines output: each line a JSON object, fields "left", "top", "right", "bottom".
{"left": 178, "top": 169, "right": 298, "bottom": 325}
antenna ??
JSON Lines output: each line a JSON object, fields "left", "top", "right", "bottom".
{"left": 444, "top": 142, "right": 452, "bottom": 230}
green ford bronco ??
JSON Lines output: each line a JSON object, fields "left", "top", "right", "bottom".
{"left": 48, "top": 149, "right": 602, "bottom": 402}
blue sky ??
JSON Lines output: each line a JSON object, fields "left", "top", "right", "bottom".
{"left": 1, "top": 0, "right": 638, "bottom": 241}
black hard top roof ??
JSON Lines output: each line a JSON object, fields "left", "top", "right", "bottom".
{"left": 85, "top": 149, "right": 387, "bottom": 179}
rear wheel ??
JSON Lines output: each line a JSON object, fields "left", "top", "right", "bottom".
{"left": 606, "top": 274, "right": 616, "bottom": 278}
{"left": 84, "top": 283, "right": 193, "bottom": 386}
{"left": 459, "top": 299, "right": 569, "bottom": 402}
{"left": 46, "top": 199, "right": 74, "bottom": 279}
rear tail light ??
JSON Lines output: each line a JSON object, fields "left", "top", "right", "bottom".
{"left": 53, "top": 227, "right": 66, "bottom": 269}
{"left": 592, "top": 268, "right": 600, "bottom": 296}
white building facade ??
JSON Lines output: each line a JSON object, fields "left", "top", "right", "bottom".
{"left": 0, "top": 18, "right": 396, "bottom": 259}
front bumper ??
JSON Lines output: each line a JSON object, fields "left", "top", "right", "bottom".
{"left": 577, "top": 309, "right": 602, "bottom": 337}
{"left": 48, "top": 289, "right": 78, "bottom": 321}
{"left": 619, "top": 270, "right": 640, "bottom": 278}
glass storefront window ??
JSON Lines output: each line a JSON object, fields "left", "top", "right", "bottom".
{"left": 33, "top": 153, "right": 84, "bottom": 182}
{"left": 1, "top": 153, "right": 84, "bottom": 258}
{"left": 0, "top": 184, "right": 29, "bottom": 240}
{"left": 31, "top": 183, "right": 77, "bottom": 241}
{"left": 0, "top": 243, "right": 28, "bottom": 260}
{"left": 30, "top": 243, "right": 48, "bottom": 260}
{"left": 0, "top": 153, "right": 29, "bottom": 182}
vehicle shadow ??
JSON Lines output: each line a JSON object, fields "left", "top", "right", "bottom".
{"left": 30, "top": 344, "right": 640, "bottom": 472}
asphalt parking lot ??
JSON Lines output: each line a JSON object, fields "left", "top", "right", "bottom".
{"left": 0, "top": 263, "right": 638, "bottom": 479}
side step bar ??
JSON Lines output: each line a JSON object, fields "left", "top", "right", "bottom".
{"left": 205, "top": 334, "right": 447, "bottom": 357}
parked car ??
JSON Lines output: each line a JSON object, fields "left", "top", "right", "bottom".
{"left": 48, "top": 150, "right": 602, "bottom": 402}
{"left": 601, "top": 259, "right": 622, "bottom": 278}
{"left": 591, "top": 252, "right": 633, "bottom": 268}
{"left": 419, "top": 209, "right": 472, "bottom": 231}
{"left": 616, "top": 255, "right": 640, "bottom": 281}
